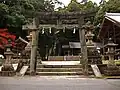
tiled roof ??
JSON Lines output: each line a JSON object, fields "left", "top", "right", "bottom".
{"left": 105, "top": 13, "right": 120, "bottom": 25}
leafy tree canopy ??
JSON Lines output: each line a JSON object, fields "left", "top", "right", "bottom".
{"left": 0, "top": 0, "right": 62, "bottom": 28}
{"left": 58, "top": 0, "right": 98, "bottom": 13}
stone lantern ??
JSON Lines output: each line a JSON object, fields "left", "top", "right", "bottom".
{"left": 104, "top": 38, "right": 120, "bottom": 76}
{"left": 84, "top": 21, "right": 102, "bottom": 64}
{"left": 105, "top": 38, "right": 118, "bottom": 66}
{"left": 1, "top": 39, "right": 14, "bottom": 75}
{"left": 85, "top": 21, "right": 95, "bottom": 47}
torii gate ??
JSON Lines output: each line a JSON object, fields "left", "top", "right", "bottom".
{"left": 23, "top": 11, "right": 95, "bottom": 76}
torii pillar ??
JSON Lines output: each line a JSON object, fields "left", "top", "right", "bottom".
{"left": 78, "top": 16, "right": 88, "bottom": 75}
{"left": 30, "top": 29, "right": 38, "bottom": 75}
{"left": 22, "top": 18, "right": 39, "bottom": 76}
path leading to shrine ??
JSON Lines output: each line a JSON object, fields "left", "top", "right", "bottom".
{"left": 0, "top": 76, "right": 120, "bottom": 90}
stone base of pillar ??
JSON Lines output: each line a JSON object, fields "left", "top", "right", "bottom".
{"left": 30, "top": 71, "right": 36, "bottom": 76}
{"left": 82, "top": 68, "right": 89, "bottom": 76}
{"left": 2, "top": 64, "right": 14, "bottom": 71}
{"left": 87, "top": 49, "right": 102, "bottom": 64}
{"left": 0, "top": 64, "right": 15, "bottom": 76}
{"left": 0, "top": 71, "right": 15, "bottom": 76}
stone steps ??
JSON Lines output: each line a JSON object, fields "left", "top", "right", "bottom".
{"left": 26, "top": 61, "right": 94, "bottom": 76}
{"left": 37, "top": 64, "right": 82, "bottom": 68}
{"left": 26, "top": 71, "right": 83, "bottom": 75}
{"left": 26, "top": 71, "right": 93, "bottom": 76}
{"left": 27, "top": 68, "right": 82, "bottom": 72}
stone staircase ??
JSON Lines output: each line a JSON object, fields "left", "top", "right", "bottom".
{"left": 26, "top": 61, "right": 93, "bottom": 76}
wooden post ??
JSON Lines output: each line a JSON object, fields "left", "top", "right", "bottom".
{"left": 102, "top": 39, "right": 105, "bottom": 59}
{"left": 30, "top": 30, "right": 38, "bottom": 76}
{"left": 78, "top": 17, "right": 88, "bottom": 75}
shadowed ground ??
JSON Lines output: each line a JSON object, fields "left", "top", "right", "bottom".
{"left": 0, "top": 76, "right": 120, "bottom": 90}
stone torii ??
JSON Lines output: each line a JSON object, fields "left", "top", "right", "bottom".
{"left": 23, "top": 11, "right": 95, "bottom": 76}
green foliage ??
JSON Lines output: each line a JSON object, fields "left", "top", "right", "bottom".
{"left": 0, "top": 0, "right": 62, "bottom": 28}
{"left": 0, "top": 0, "right": 35, "bottom": 27}
{"left": 82, "top": 1, "right": 98, "bottom": 12}
{"left": 0, "top": 0, "right": 64, "bottom": 39}
{"left": 66, "top": 0, "right": 82, "bottom": 12}
{"left": 58, "top": 0, "right": 98, "bottom": 13}
{"left": 0, "top": 3, "right": 9, "bottom": 27}
{"left": 28, "top": 0, "right": 44, "bottom": 11}
{"left": 0, "top": 3, "right": 9, "bottom": 14}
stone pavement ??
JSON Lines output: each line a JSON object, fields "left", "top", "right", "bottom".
{"left": 0, "top": 76, "right": 120, "bottom": 90}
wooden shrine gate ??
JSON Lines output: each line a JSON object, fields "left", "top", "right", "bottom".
{"left": 23, "top": 11, "right": 95, "bottom": 75}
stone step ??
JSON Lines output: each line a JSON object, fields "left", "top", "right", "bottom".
{"left": 28, "top": 68, "right": 83, "bottom": 72}
{"left": 41, "top": 61, "right": 80, "bottom": 65}
{"left": 26, "top": 71, "right": 83, "bottom": 75}
{"left": 26, "top": 71, "right": 93, "bottom": 76}
{"left": 36, "top": 72, "right": 83, "bottom": 75}
{"left": 37, "top": 64, "right": 82, "bottom": 68}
